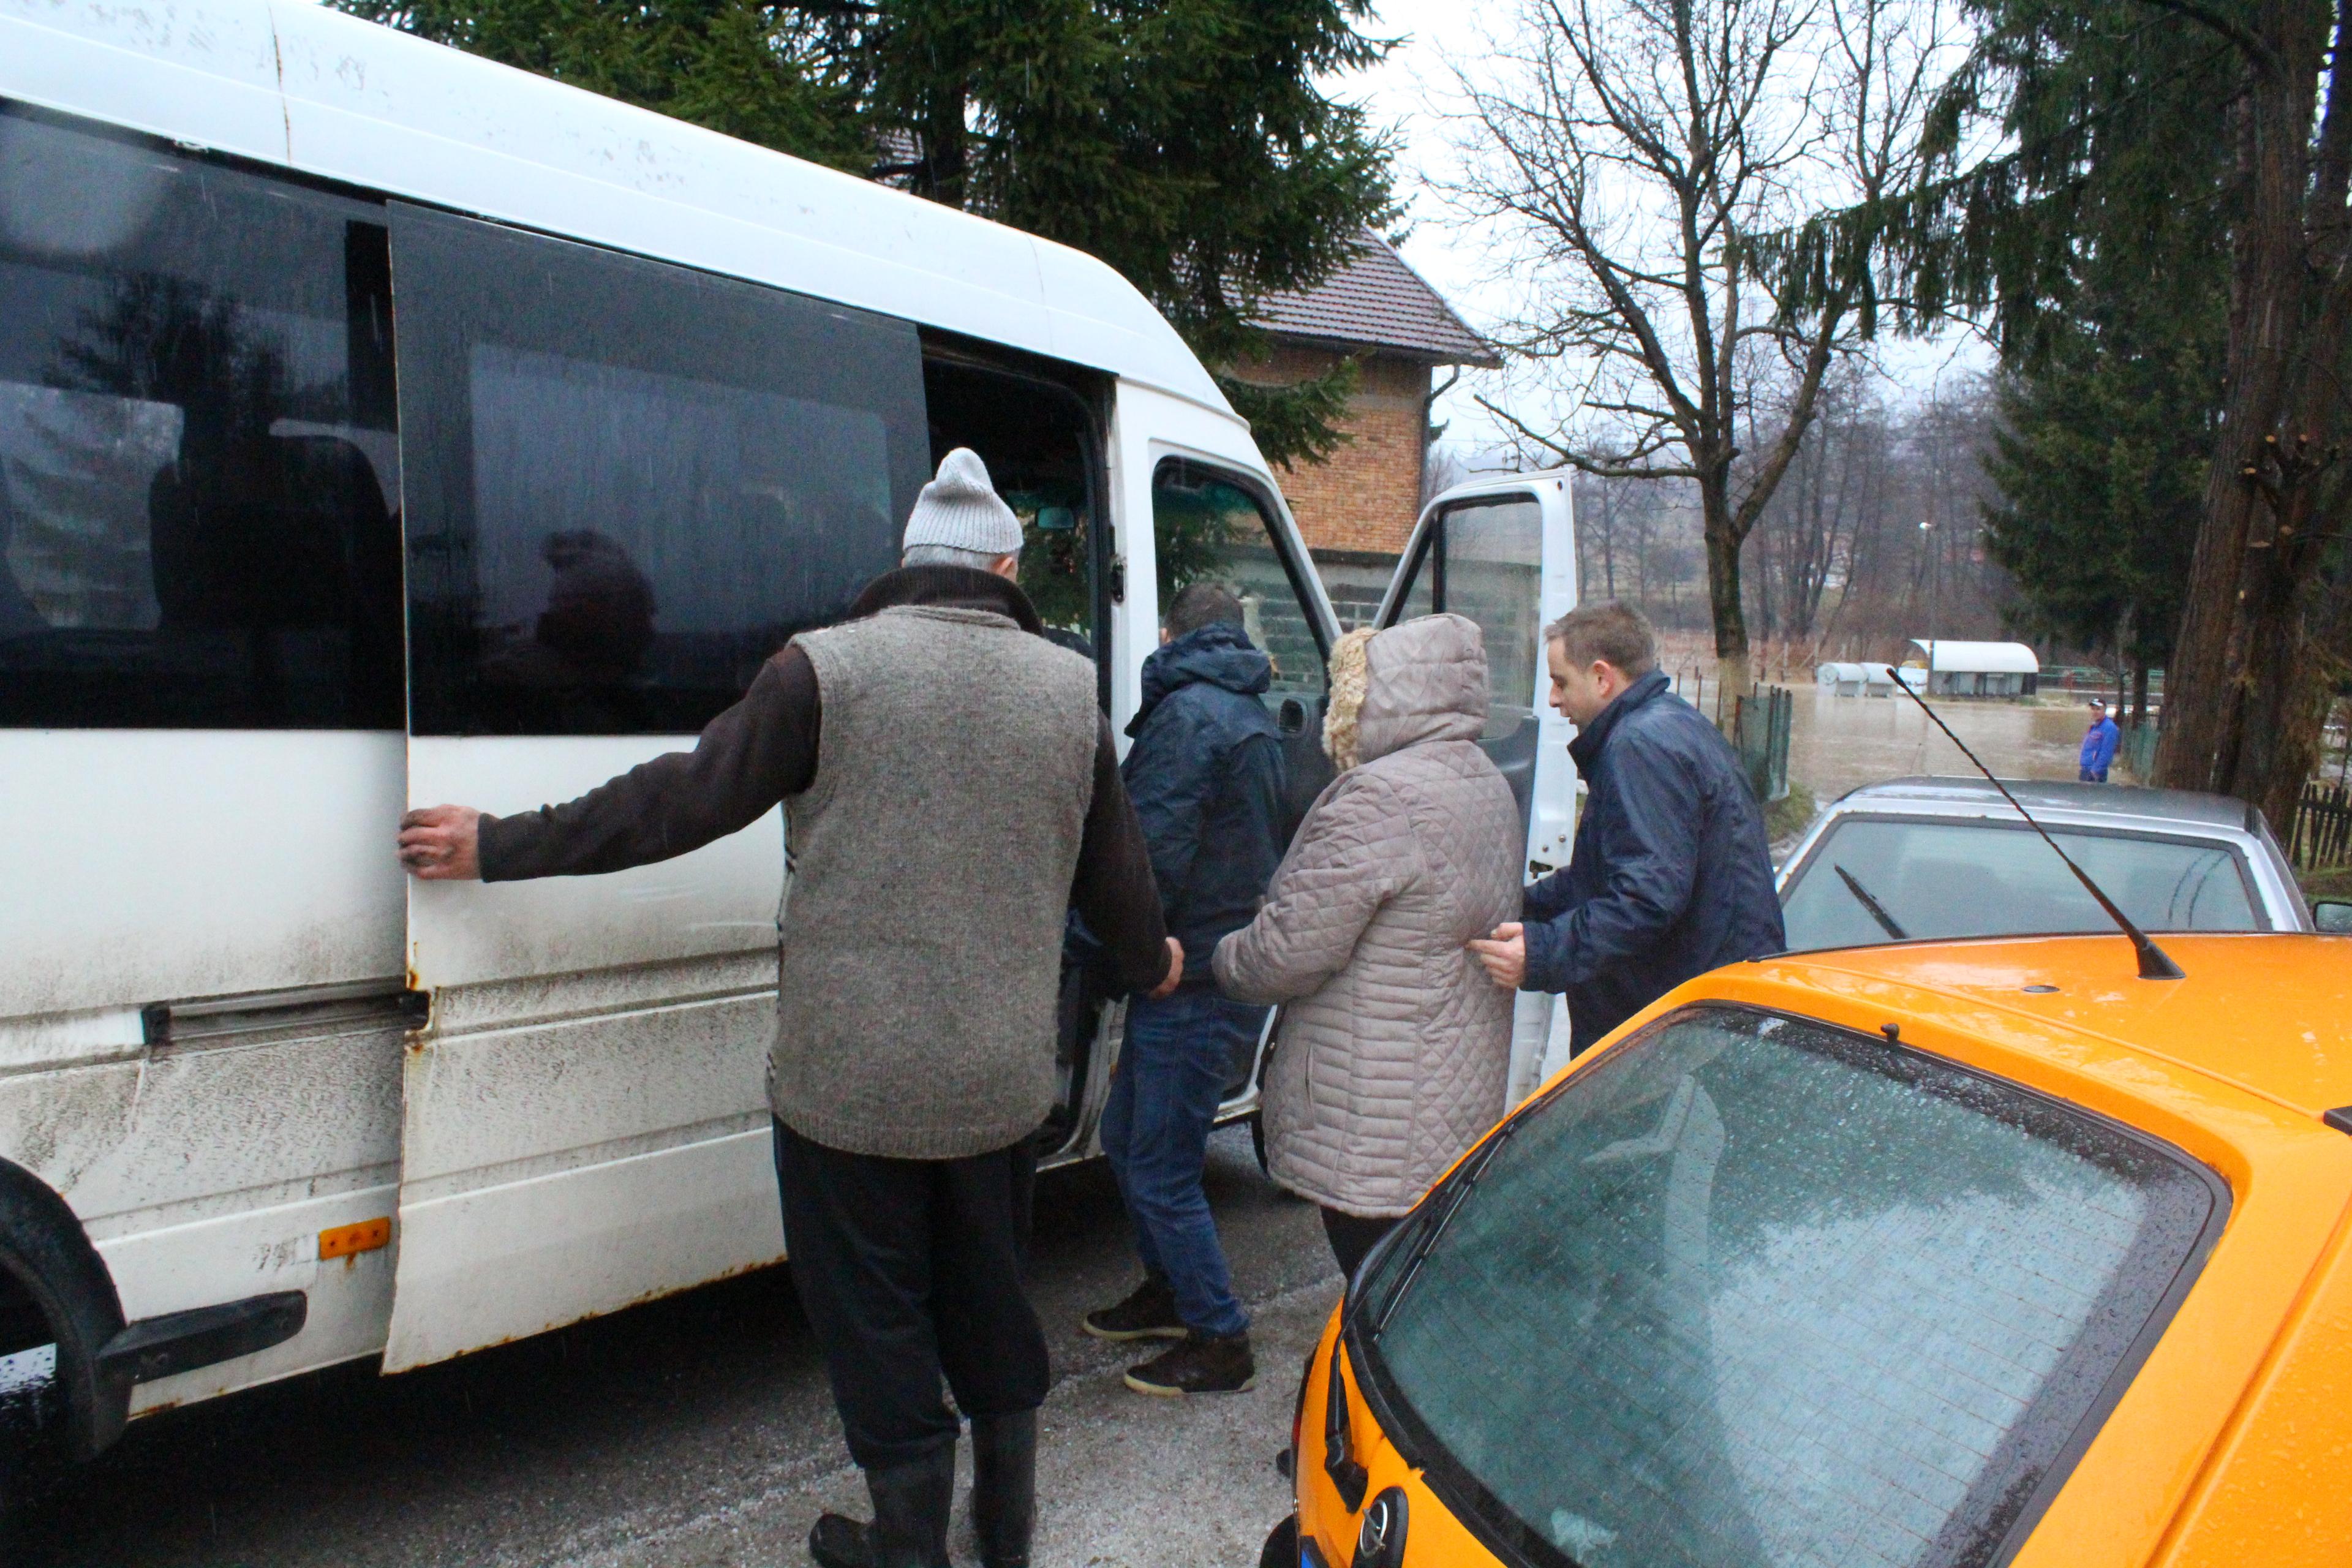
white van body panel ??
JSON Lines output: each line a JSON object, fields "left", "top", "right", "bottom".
{"left": 0, "top": 731, "right": 405, "bottom": 1024}
{"left": 0, "top": 729, "right": 409, "bottom": 1390}
{"left": 0, "top": 0, "right": 1229, "bottom": 414}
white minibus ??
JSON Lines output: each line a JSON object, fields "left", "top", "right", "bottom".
{"left": 0, "top": 0, "right": 1577, "bottom": 1483}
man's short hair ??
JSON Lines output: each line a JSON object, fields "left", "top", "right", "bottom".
{"left": 1166, "top": 581, "right": 1245, "bottom": 639}
{"left": 903, "top": 542, "right": 1018, "bottom": 572}
{"left": 1545, "top": 600, "right": 1659, "bottom": 676}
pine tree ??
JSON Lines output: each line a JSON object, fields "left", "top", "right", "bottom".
{"left": 1764, "top": 0, "right": 2352, "bottom": 827}
{"left": 1980, "top": 279, "right": 2220, "bottom": 723}
{"left": 330, "top": 0, "right": 1396, "bottom": 466}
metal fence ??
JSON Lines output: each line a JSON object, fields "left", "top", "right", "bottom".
{"left": 1733, "top": 685, "right": 1793, "bottom": 804}
{"left": 2290, "top": 783, "right": 2352, "bottom": 870}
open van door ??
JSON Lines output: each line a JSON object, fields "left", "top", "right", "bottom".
{"left": 1376, "top": 473, "right": 1578, "bottom": 1104}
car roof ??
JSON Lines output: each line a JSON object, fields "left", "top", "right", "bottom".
{"left": 1749, "top": 934, "right": 2352, "bottom": 1119}
{"left": 1826, "top": 775, "right": 2261, "bottom": 834}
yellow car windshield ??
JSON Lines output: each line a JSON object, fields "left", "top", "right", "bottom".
{"left": 1352, "top": 1006, "right": 2224, "bottom": 1568}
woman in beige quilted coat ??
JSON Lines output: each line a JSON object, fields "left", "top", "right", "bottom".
{"left": 1212, "top": 612, "right": 1523, "bottom": 1278}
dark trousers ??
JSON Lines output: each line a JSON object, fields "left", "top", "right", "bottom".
{"left": 1321, "top": 1206, "right": 1397, "bottom": 1282}
{"left": 772, "top": 1120, "right": 1050, "bottom": 1471}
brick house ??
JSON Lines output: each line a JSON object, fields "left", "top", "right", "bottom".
{"left": 1234, "top": 233, "right": 1500, "bottom": 625}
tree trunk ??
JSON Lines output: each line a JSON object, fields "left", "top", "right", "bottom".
{"left": 1702, "top": 473, "right": 1754, "bottom": 706}
{"left": 914, "top": 85, "right": 968, "bottom": 207}
{"left": 2152, "top": 7, "right": 2345, "bottom": 834}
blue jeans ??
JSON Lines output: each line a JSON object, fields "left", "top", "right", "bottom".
{"left": 1099, "top": 988, "right": 1267, "bottom": 1338}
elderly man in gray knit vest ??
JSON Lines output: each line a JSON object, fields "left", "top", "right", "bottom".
{"left": 399, "top": 449, "right": 1180, "bottom": 1568}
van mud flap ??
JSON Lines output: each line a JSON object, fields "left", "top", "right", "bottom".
{"left": 97, "top": 1292, "right": 307, "bottom": 1385}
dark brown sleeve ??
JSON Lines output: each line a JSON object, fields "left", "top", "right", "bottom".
{"left": 478, "top": 646, "right": 821, "bottom": 881}
{"left": 1072, "top": 716, "right": 1176, "bottom": 992}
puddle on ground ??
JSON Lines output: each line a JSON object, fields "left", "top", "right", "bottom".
{"left": 0, "top": 1344, "right": 61, "bottom": 1450}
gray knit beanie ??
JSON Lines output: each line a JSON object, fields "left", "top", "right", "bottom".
{"left": 902, "top": 448, "right": 1023, "bottom": 559}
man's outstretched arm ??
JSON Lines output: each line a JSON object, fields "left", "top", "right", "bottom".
{"left": 399, "top": 647, "right": 821, "bottom": 883}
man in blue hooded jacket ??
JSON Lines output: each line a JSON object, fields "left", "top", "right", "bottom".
{"left": 2079, "top": 700, "right": 2120, "bottom": 783}
{"left": 1084, "top": 582, "right": 1286, "bottom": 1398}
{"left": 1469, "top": 601, "right": 1784, "bottom": 1057}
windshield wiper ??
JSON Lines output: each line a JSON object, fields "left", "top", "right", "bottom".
{"left": 1360, "top": 1118, "right": 1520, "bottom": 1336}
{"left": 1834, "top": 863, "right": 1909, "bottom": 941}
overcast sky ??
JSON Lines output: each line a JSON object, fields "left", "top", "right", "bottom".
{"left": 1333, "top": 0, "right": 1992, "bottom": 470}
{"left": 1333, "top": 0, "right": 1521, "bottom": 462}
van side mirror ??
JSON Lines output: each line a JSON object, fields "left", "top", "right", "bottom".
{"left": 1277, "top": 697, "right": 1308, "bottom": 737}
{"left": 2315, "top": 900, "right": 2352, "bottom": 935}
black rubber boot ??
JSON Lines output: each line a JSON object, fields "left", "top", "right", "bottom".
{"left": 970, "top": 1411, "right": 1037, "bottom": 1568}
{"left": 807, "top": 1444, "right": 956, "bottom": 1568}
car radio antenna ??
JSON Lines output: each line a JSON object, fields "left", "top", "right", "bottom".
{"left": 1888, "top": 671, "right": 2185, "bottom": 981}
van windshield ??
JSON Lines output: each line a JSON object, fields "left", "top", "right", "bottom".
{"left": 1353, "top": 1008, "right": 2220, "bottom": 1568}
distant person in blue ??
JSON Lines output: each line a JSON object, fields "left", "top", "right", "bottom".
{"left": 1468, "top": 601, "right": 1784, "bottom": 1058}
{"left": 2079, "top": 699, "right": 2121, "bottom": 783}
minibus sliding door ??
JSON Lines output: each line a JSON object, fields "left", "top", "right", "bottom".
{"left": 383, "top": 205, "right": 929, "bottom": 1370}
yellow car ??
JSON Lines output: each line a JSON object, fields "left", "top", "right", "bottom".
{"left": 1268, "top": 933, "right": 2352, "bottom": 1568}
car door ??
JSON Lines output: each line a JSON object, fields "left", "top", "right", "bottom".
{"left": 383, "top": 204, "right": 931, "bottom": 1370}
{"left": 1377, "top": 476, "right": 1578, "bottom": 1102}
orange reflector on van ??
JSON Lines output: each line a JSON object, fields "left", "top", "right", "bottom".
{"left": 318, "top": 1218, "right": 392, "bottom": 1260}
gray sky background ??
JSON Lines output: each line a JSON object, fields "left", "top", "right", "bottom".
{"left": 1334, "top": 0, "right": 1993, "bottom": 472}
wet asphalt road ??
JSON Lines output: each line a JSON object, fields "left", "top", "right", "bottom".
{"left": 10, "top": 1128, "right": 1336, "bottom": 1568}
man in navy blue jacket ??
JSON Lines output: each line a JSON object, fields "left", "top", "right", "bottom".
{"left": 1469, "top": 601, "right": 1784, "bottom": 1057}
{"left": 1084, "top": 582, "right": 1287, "bottom": 1398}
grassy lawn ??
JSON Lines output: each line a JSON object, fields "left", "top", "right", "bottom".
{"left": 1766, "top": 782, "right": 1818, "bottom": 846}
{"left": 2300, "top": 864, "right": 2352, "bottom": 902}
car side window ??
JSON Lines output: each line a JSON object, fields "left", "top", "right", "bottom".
{"left": 392, "top": 203, "right": 931, "bottom": 737}
{"left": 0, "top": 108, "right": 402, "bottom": 728}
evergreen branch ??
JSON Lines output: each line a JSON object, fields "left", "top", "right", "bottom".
{"left": 2130, "top": 0, "right": 2278, "bottom": 76}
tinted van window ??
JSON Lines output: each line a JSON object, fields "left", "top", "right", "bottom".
{"left": 393, "top": 205, "right": 929, "bottom": 736}
{"left": 0, "top": 110, "right": 402, "bottom": 728}
{"left": 1357, "top": 1006, "right": 2221, "bottom": 1568}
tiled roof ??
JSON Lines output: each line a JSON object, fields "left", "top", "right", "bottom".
{"left": 1250, "top": 233, "right": 1501, "bottom": 367}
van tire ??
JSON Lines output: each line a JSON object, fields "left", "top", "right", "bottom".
{"left": 0, "top": 1160, "right": 128, "bottom": 1468}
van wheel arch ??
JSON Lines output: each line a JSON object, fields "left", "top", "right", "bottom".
{"left": 0, "top": 1157, "right": 129, "bottom": 1464}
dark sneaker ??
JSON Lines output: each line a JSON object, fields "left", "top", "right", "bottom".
{"left": 1083, "top": 1276, "right": 1185, "bottom": 1342}
{"left": 1123, "top": 1330, "right": 1255, "bottom": 1396}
